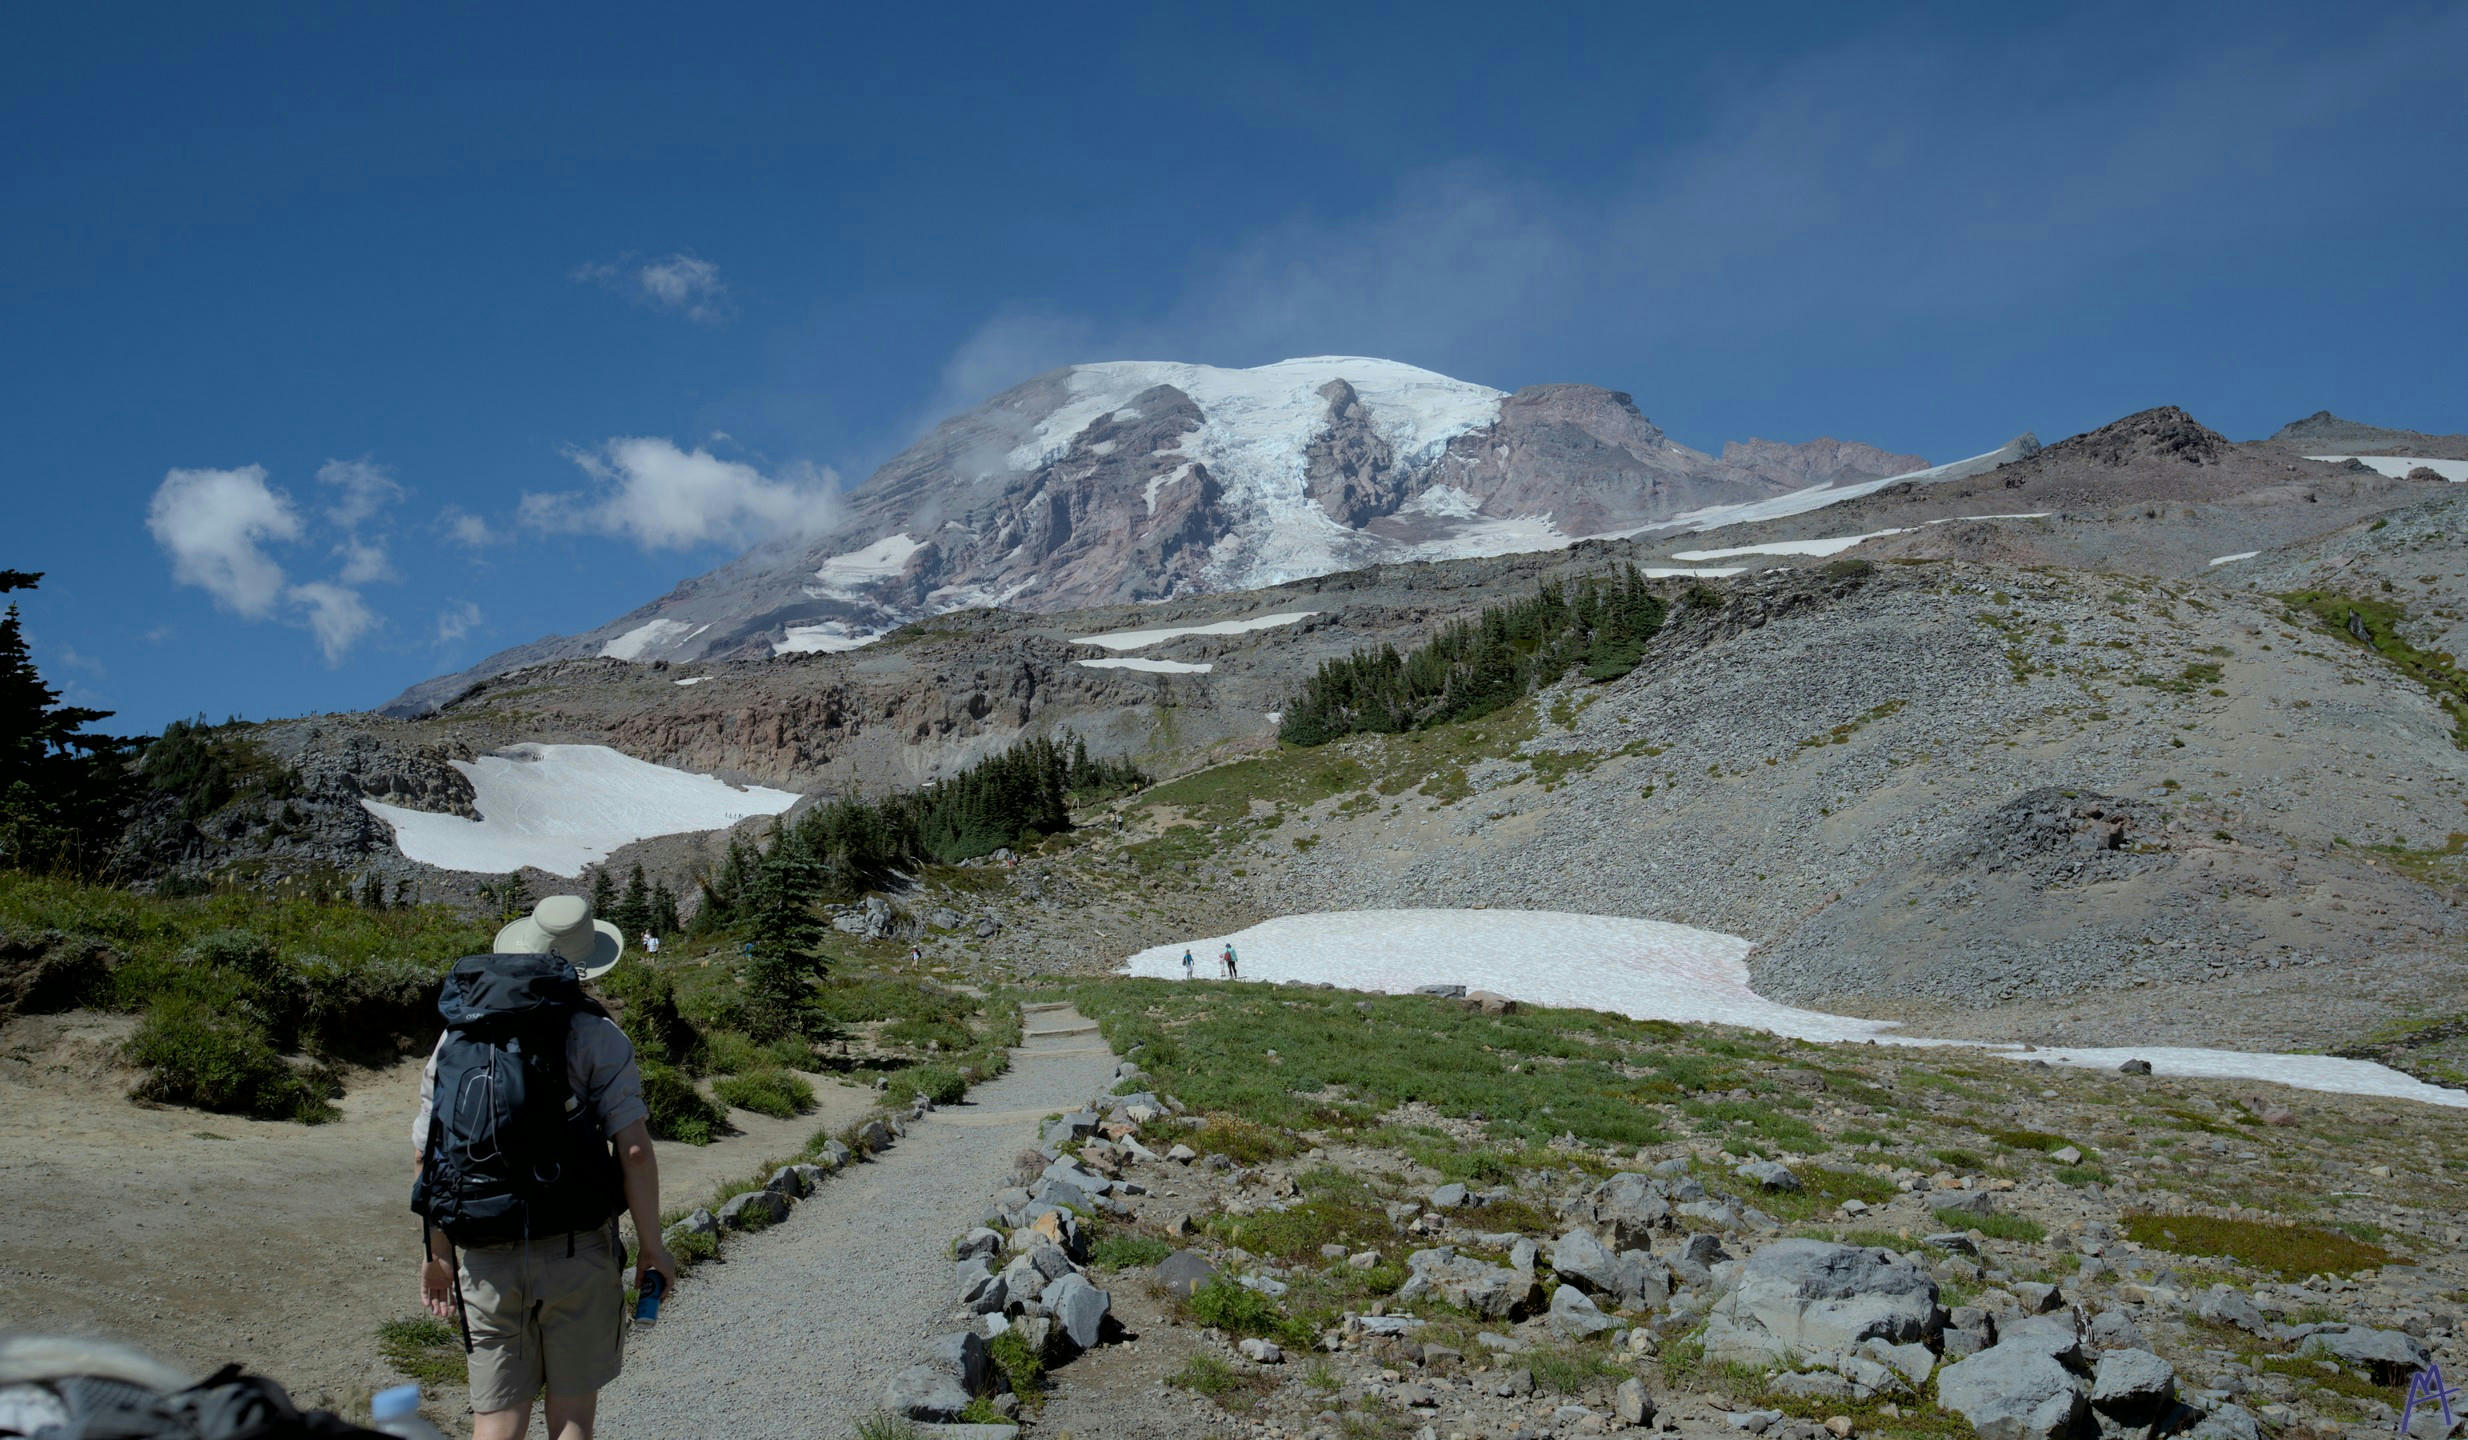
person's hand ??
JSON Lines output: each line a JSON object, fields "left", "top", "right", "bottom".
{"left": 421, "top": 1256, "right": 457, "bottom": 1320}
{"left": 637, "top": 1234, "right": 678, "bottom": 1295}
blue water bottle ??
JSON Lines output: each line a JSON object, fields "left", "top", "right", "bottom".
{"left": 634, "top": 1269, "right": 666, "bottom": 1326}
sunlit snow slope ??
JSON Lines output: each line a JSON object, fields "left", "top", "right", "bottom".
{"left": 1121, "top": 910, "right": 2466, "bottom": 1108}
{"left": 362, "top": 744, "right": 799, "bottom": 876}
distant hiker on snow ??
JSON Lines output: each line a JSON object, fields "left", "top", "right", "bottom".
{"left": 1181, "top": 948, "right": 1196, "bottom": 979}
{"left": 412, "top": 895, "right": 674, "bottom": 1440}
{"left": 1221, "top": 943, "right": 1238, "bottom": 979}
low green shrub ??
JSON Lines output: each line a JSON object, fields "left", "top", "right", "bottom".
{"left": 890, "top": 1063, "right": 966, "bottom": 1105}
{"left": 126, "top": 993, "right": 335, "bottom": 1122}
{"left": 1088, "top": 1228, "right": 1173, "bottom": 1270}
{"left": 987, "top": 1327, "right": 1045, "bottom": 1400}
{"left": 374, "top": 1316, "right": 463, "bottom": 1387}
{"left": 712, "top": 1067, "right": 815, "bottom": 1118}
{"left": 640, "top": 1061, "right": 727, "bottom": 1144}
{"left": 1967, "top": 1213, "right": 2048, "bottom": 1244}
{"left": 2123, "top": 1212, "right": 2395, "bottom": 1278}
{"left": 1186, "top": 1278, "right": 1310, "bottom": 1346}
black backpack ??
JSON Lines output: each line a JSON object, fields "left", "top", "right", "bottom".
{"left": 0, "top": 1344, "right": 385, "bottom": 1439}
{"left": 409, "top": 954, "right": 624, "bottom": 1250}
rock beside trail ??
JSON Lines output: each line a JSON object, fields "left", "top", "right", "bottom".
{"left": 716, "top": 1189, "right": 791, "bottom": 1230}
{"left": 2297, "top": 1324, "right": 2430, "bottom": 1383}
{"left": 884, "top": 1363, "right": 974, "bottom": 1421}
{"left": 1154, "top": 1250, "right": 1218, "bottom": 1300}
{"left": 1584, "top": 1172, "right": 1675, "bottom": 1249}
{"left": 1547, "top": 1283, "right": 1616, "bottom": 1337}
{"left": 1044, "top": 1272, "right": 1111, "bottom": 1351}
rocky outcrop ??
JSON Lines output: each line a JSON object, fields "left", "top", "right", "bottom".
{"left": 1305, "top": 379, "right": 1404, "bottom": 526}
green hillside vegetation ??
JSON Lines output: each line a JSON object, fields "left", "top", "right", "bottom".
{"left": 1279, "top": 565, "right": 1668, "bottom": 746}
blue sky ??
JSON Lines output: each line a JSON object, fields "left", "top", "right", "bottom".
{"left": 6, "top": 2, "right": 2464, "bottom": 732}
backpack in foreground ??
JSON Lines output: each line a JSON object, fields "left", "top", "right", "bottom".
{"left": 0, "top": 1336, "right": 385, "bottom": 1439}
{"left": 410, "top": 954, "right": 623, "bottom": 1247}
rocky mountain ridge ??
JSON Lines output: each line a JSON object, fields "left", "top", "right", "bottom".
{"left": 385, "top": 357, "right": 1945, "bottom": 714}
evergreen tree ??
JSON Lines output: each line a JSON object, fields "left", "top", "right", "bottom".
{"left": 741, "top": 832, "right": 831, "bottom": 1040}
{"left": 391, "top": 876, "right": 417, "bottom": 909}
{"left": 499, "top": 870, "right": 532, "bottom": 920}
{"left": 615, "top": 862, "right": 653, "bottom": 937}
{"left": 589, "top": 867, "right": 617, "bottom": 918}
{"left": 0, "top": 571, "right": 137, "bottom": 876}
{"left": 361, "top": 872, "right": 388, "bottom": 910}
{"left": 648, "top": 880, "right": 681, "bottom": 937}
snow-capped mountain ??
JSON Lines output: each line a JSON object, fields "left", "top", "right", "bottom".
{"left": 387, "top": 356, "right": 1954, "bottom": 712}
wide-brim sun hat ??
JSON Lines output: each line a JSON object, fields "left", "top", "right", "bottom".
{"left": 494, "top": 894, "right": 624, "bottom": 979}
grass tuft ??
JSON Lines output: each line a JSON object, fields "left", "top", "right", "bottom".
{"left": 2122, "top": 1212, "right": 2396, "bottom": 1278}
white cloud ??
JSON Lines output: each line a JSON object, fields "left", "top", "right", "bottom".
{"left": 434, "top": 600, "right": 483, "bottom": 646}
{"left": 439, "top": 505, "right": 504, "bottom": 549}
{"left": 147, "top": 465, "right": 303, "bottom": 618}
{"left": 523, "top": 437, "right": 840, "bottom": 551}
{"left": 147, "top": 461, "right": 396, "bottom": 663}
{"left": 316, "top": 457, "right": 403, "bottom": 530}
{"left": 288, "top": 580, "right": 378, "bottom": 664}
{"left": 574, "top": 252, "right": 733, "bottom": 326}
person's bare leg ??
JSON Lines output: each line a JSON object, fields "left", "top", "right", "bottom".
{"left": 543, "top": 1390, "right": 598, "bottom": 1440}
{"left": 470, "top": 1405, "right": 530, "bottom": 1440}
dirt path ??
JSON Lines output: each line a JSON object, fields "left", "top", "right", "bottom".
{"left": 0, "top": 1012, "right": 872, "bottom": 1416}
{"left": 598, "top": 1003, "right": 1118, "bottom": 1440}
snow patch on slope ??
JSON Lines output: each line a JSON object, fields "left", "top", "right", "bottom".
{"left": 1075, "top": 657, "right": 1213, "bottom": 674}
{"left": 2306, "top": 455, "right": 2468, "bottom": 482}
{"left": 1121, "top": 910, "right": 2468, "bottom": 1108}
{"left": 1071, "top": 611, "right": 1317, "bottom": 651}
{"left": 813, "top": 534, "right": 925, "bottom": 595}
{"left": 1635, "top": 442, "right": 2024, "bottom": 537}
{"left": 774, "top": 621, "right": 884, "bottom": 655}
{"left": 362, "top": 744, "right": 799, "bottom": 877}
{"left": 600, "top": 619, "right": 697, "bottom": 660}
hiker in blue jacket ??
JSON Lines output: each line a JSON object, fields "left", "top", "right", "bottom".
{"left": 1181, "top": 948, "right": 1196, "bottom": 979}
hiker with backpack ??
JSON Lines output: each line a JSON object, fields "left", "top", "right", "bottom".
{"left": 411, "top": 895, "right": 674, "bottom": 1440}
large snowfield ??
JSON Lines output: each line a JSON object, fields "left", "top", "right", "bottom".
{"left": 362, "top": 744, "right": 799, "bottom": 877}
{"left": 1122, "top": 910, "right": 2468, "bottom": 1109}
{"left": 1074, "top": 656, "right": 1213, "bottom": 673}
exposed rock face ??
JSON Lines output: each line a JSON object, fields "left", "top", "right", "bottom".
{"left": 1700, "top": 1240, "right": 1940, "bottom": 1365}
{"left": 1718, "top": 436, "right": 1930, "bottom": 490}
{"left": 1304, "top": 379, "right": 1403, "bottom": 526}
{"left": 2061, "top": 406, "right": 2231, "bottom": 467}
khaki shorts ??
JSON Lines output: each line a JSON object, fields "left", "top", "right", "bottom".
{"left": 456, "top": 1225, "right": 624, "bottom": 1412}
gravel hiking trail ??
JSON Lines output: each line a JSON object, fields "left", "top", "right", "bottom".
{"left": 598, "top": 1001, "right": 1117, "bottom": 1440}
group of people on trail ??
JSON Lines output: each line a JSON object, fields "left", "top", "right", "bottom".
{"left": 1180, "top": 943, "right": 1238, "bottom": 979}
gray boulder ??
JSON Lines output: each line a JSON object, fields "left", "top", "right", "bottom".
{"left": 1551, "top": 1229, "right": 1623, "bottom": 1293}
{"left": 1943, "top": 1306, "right": 1998, "bottom": 1358}
{"left": 2196, "top": 1285, "right": 2270, "bottom": 1336}
{"left": 856, "top": 1118, "right": 894, "bottom": 1152}
{"left": 1613, "top": 1377, "right": 1655, "bottom": 1426}
{"left": 1701, "top": 1240, "right": 1940, "bottom": 1366}
{"left": 1548, "top": 1284, "right": 1616, "bottom": 1338}
{"left": 820, "top": 1139, "right": 852, "bottom": 1168}
{"left": 1397, "top": 1247, "right": 1541, "bottom": 1319}
{"left": 2189, "top": 1404, "right": 2260, "bottom": 1440}
{"left": 884, "top": 1363, "right": 973, "bottom": 1421}
{"left": 1045, "top": 1272, "right": 1111, "bottom": 1351}
{"left": 1042, "top": 1111, "right": 1099, "bottom": 1150}
{"left": 664, "top": 1207, "right": 718, "bottom": 1242}
{"left": 2088, "top": 1348, "right": 2176, "bottom": 1422}
{"left": 956, "top": 1227, "right": 1004, "bottom": 1262}
{"left": 1735, "top": 1160, "right": 1801, "bottom": 1192}
{"left": 2299, "top": 1325, "right": 2431, "bottom": 1384}
{"left": 1155, "top": 1249, "right": 1218, "bottom": 1300}
{"left": 924, "top": 1331, "right": 989, "bottom": 1394}
{"left": 2085, "top": 1309, "right": 2146, "bottom": 1352}
{"left": 765, "top": 1164, "right": 807, "bottom": 1198}
{"left": 1995, "top": 1312, "right": 2086, "bottom": 1367}
{"left": 1928, "top": 1188, "right": 1999, "bottom": 1218}
{"left": 1585, "top": 1173, "right": 1674, "bottom": 1249}
{"left": 716, "top": 1189, "right": 791, "bottom": 1230}
{"left": 1936, "top": 1344, "right": 2089, "bottom": 1440}
{"left": 1429, "top": 1182, "right": 1472, "bottom": 1209}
